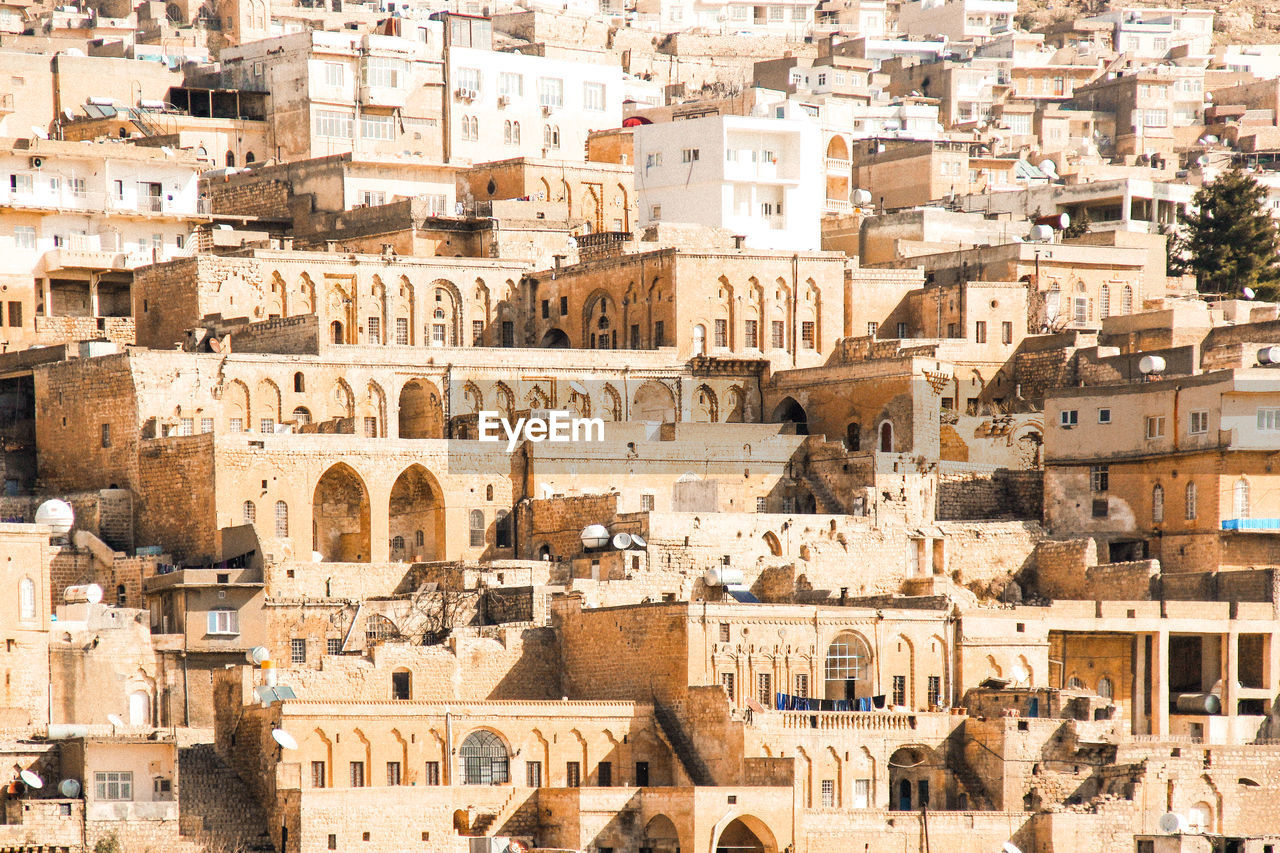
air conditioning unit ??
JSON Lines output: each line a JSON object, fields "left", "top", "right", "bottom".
{"left": 29, "top": 156, "right": 43, "bottom": 169}
{"left": 455, "top": 87, "right": 476, "bottom": 100}
{"left": 541, "top": 105, "right": 554, "bottom": 116}
{"left": 497, "top": 95, "right": 510, "bottom": 107}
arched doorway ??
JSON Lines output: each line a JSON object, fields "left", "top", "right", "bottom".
{"left": 825, "top": 631, "right": 873, "bottom": 701}
{"left": 312, "top": 463, "right": 371, "bottom": 562}
{"left": 713, "top": 816, "right": 778, "bottom": 853}
{"left": 398, "top": 380, "right": 444, "bottom": 439}
{"left": 879, "top": 421, "right": 894, "bottom": 452}
{"left": 459, "top": 730, "right": 510, "bottom": 785}
{"left": 539, "top": 328, "right": 570, "bottom": 348}
{"left": 389, "top": 465, "right": 443, "bottom": 562}
{"left": 888, "top": 746, "right": 935, "bottom": 811}
{"left": 770, "top": 397, "right": 808, "bottom": 435}
{"left": 643, "top": 815, "right": 681, "bottom": 853}
{"left": 633, "top": 381, "right": 676, "bottom": 422}
{"left": 330, "top": 321, "right": 344, "bottom": 344}
{"left": 128, "top": 691, "right": 150, "bottom": 726}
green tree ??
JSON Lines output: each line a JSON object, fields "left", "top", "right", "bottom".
{"left": 1180, "top": 167, "right": 1280, "bottom": 294}
{"left": 1063, "top": 207, "right": 1091, "bottom": 239}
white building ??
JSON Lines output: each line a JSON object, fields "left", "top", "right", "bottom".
{"left": 631, "top": 0, "right": 817, "bottom": 37}
{"left": 445, "top": 47, "right": 625, "bottom": 165}
{"left": 0, "top": 138, "right": 205, "bottom": 351}
{"left": 897, "top": 0, "right": 1016, "bottom": 43}
{"left": 634, "top": 114, "right": 822, "bottom": 250}
{"left": 1092, "top": 7, "right": 1214, "bottom": 57}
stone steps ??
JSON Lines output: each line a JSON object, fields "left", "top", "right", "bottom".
{"left": 178, "top": 744, "right": 276, "bottom": 852}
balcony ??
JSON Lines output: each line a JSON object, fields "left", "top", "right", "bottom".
{"left": 825, "top": 156, "right": 851, "bottom": 172}
{"left": 359, "top": 85, "right": 408, "bottom": 109}
{"left": 42, "top": 246, "right": 130, "bottom": 272}
{"left": 1221, "top": 519, "right": 1280, "bottom": 531}
{"left": 824, "top": 198, "right": 852, "bottom": 213}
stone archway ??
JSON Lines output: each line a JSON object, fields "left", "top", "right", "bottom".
{"left": 712, "top": 815, "right": 778, "bottom": 853}
{"left": 399, "top": 379, "right": 444, "bottom": 439}
{"left": 770, "top": 397, "right": 808, "bottom": 435}
{"left": 633, "top": 381, "right": 676, "bottom": 423}
{"left": 312, "top": 463, "right": 371, "bottom": 562}
{"left": 642, "top": 815, "right": 681, "bottom": 853}
{"left": 389, "top": 464, "right": 444, "bottom": 562}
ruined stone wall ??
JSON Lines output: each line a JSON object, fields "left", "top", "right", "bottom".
{"left": 937, "top": 464, "right": 1043, "bottom": 520}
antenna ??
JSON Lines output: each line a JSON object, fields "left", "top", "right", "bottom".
{"left": 611, "top": 532, "right": 633, "bottom": 550}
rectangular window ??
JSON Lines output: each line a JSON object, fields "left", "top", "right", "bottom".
{"left": 756, "top": 496, "right": 767, "bottom": 512}
{"left": 1185, "top": 482, "right": 1197, "bottom": 521}
{"left": 498, "top": 72, "right": 523, "bottom": 96}
{"left": 1189, "top": 410, "right": 1209, "bottom": 434}
{"left": 1098, "top": 408, "right": 1111, "bottom": 424}
{"left": 771, "top": 320, "right": 785, "bottom": 349}
{"left": 1090, "top": 465, "right": 1109, "bottom": 492}
{"left": 897, "top": 321, "right": 908, "bottom": 338}
{"left": 654, "top": 321, "right": 665, "bottom": 347}
{"left": 206, "top": 610, "right": 239, "bottom": 635}
{"left": 259, "top": 418, "right": 275, "bottom": 434}
{"left": 1143, "top": 109, "right": 1168, "bottom": 128}
{"left": 94, "top": 771, "right": 133, "bottom": 801}
{"left": 867, "top": 321, "right": 878, "bottom": 337}
{"left": 598, "top": 761, "right": 612, "bottom": 786}
{"left": 1001, "top": 321, "right": 1013, "bottom": 344}
{"left": 975, "top": 321, "right": 987, "bottom": 343}
{"left": 360, "top": 114, "right": 394, "bottom": 141}
{"left": 1257, "top": 408, "right": 1280, "bottom": 431}
{"left": 1145, "top": 415, "right": 1166, "bottom": 439}
{"left": 291, "top": 638, "right": 306, "bottom": 664}
{"left": 101, "top": 424, "right": 111, "bottom": 448}
{"left": 801, "top": 321, "right": 815, "bottom": 349}
{"left": 501, "top": 320, "right": 514, "bottom": 347}
{"left": 642, "top": 493, "right": 655, "bottom": 511}
{"left": 538, "top": 77, "right": 564, "bottom": 107}
{"left": 565, "top": 762, "right": 581, "bottom": 787}
{"left": 386, "top": 762, "right": 402, "bottom": 785}
{"left": 363, "top": 56, "right": 405, "bottom": 88}
{"left": 311, "top": 761, "right": 326, "bottom": 788}
{"left": 367, "top": 316, "right": 381, "bottom": 343}
{"left": 927, "top": 675, "right": 942, "bottom": 706}
{"left": 5, "top": 301, "right": 19, "bottom": 328}
{"left": 681, "top": 147, "right": 700, "bottom": 163}
{"left": 892, "top": 674, "right": 906, "bottom": 706}
{"left": 395, "top": 317, "right": 409, "bottom": 345}
{"left": 583, "top": 81, "right": 605, "bottom": 111}
{"left": 718, "top": 622, "right": 731, "bottom": 643}
{"left": 1093, "top": 497, "right": 1109, "bottom": 518}
{"left": 13, "top": 226, "right": 34, "bottom": 249}
{"left": 324, "top": 61, "right": 344, "bottom": 87}
{"left": 230, "top": 417, "right": 243, "bottom": 433}
{"left": 794, "top": 672, "right": 809, "bottom": 698}
{"left": 853, "top": 778, "right": 870, "bottom": 808}
{"left": 526, "top": 761, "right": 542, "bottom": 787}
{"left": 327, "top": 638, "right": 342, "bottom": 655}
{"left": 757, "top": 672, "right": 772, "bottom": 705}
{"left": 714, "top": 318, "right": 728, "bottom": 348}
{"left": 559, "top": 296, "right": 568, "bottom": 315}
{"left": 1060, "top": 409, "right": 1078, "bottom": 427}
{"left": 720, "top": 672, "right": 735, "bottom": 701}
{"left": 745, "top": 319, "right": 758, "bottom": 349}
{"left": 432, "top": 324, "right": 446, "bottom": 346}
{"left": 9, "top": 173, "right": 31, "bottom": 193}
{"left": 424, "top": 761, "right": 440, "bottom": 785}
{"left": 200, "top": 417, "right": 214, "bottom": 434}
{"left": 455, "top": 66, "right": 481, "bottom": 92}
{"left": 821, "top": 779, "right": 835, "bottom": 807}
{"left": 472, "top": 320, "right": 484, "bottom": 345}
{"left": 364, "top": 417, "right": 378, "bottom": 438}
{"left": 349, "top": 761, "right": 365, "bottom": 787}
{"left": 314, "top": 109, "right": 354, "bottom": 139}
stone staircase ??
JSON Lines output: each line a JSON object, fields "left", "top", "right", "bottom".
{"left": 654, "top": 703, "right": 715, "bottom": 786}
{"left": 178, "top": 744, "right": 276, "bottom": 852}
{"left": 469, "top": 787, "right": 538, "bottom": 837}
{"left": 944, "top": 735, "right": 994, "bottom": 811}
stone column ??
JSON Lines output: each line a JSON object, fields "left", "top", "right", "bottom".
{"left": 1132, "top": 633, "right": 1148, "bottom": 736}
{"left": 1225, "top": 630, "right": 1239, "bottom": 720}
{"left": 1153, "top": 630, "right": 1170, "bottom": 738}
{"left": 89, "top": 273, "right": 100, "bottom": 318}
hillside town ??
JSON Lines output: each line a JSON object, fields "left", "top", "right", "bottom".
{"left": 1, "top": 0, "right": 1280, "bottom": 851}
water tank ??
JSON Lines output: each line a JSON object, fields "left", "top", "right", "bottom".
{"left": 63, "top": 584, "right": 103, "bottom": 605}
{"left": 852, "top": 189, "right": 872, "bottom": 205}
{"left": 1139, "top": 355, "right": 1167, "bottom": 375}
{"left": 704, "top": 566, "right": 745, "bottom": 587}
{"left": 1029, "top": 224, "right": 1053, "bottom": 242}
{"left": 580, "top": 524, "right": 610, "bottom": 550}
{"left": 34, "top": 500, "right": 74, "bottom": 534}
{"left": 1258, "top": 346, "right": 1280, "bottom": 366}
{"left": 1174, "top": 692, "right": 1221, "bottom": 715}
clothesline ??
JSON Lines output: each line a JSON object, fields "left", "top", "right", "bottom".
{"left": 774, "top": 693, "right": 888, "bottom": 712}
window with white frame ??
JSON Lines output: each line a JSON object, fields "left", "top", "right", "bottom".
{"left": 207, "top": 609, "right": 239, "bottom": 635}
{"left": 1257, "top": 408, "right": 1280, "bottom": 431}
{"left": 18, "top": 576, "right": 34, "bottom": 621}
{"left": 1143, "top": 109, "right": 1168, "bottom": 128}
{"left": 324, "top": 61, "right": 345, "bottom": 87}
{"left": 1098, "top": 408, "right": 1111, "bottom": 424}
{"left": 1189, "top": 410, "right": 1209, "bottom": 434}
{"left": 498, "top": 72, "right": 523, "bottom": 97}
{"left": 364, "top": 56, "right": 406, "bottom": 89}
{"left": 9, "top": 173, "right": 31, "bottom": 194}
{"left": 314, "top": 109, "right": 353, "bottom": 138}
{"left": 13, "top": 226, "right": 34, "bottom": 249}
{"left": 94, "top": 772, "right": 133, "bottom": 801}
{"left": 1185, "top": 481, "right": 1197, "bottom": 520}
{"left": 360, "top": 114, "right": 394, "bottom": 140}
{"left": 1145, "top": 415, "right": 1166, "bottom": 439}
{"left": 583, "top": 81, "right": 605, "bottom": 111}
{"left": 455, "top": 66, "right": 481, "bottom": 92}
{"left": 1060, "top": 409, "right": 1078, "bottom": 427}
{"left": 538, "top": 77, "right": 564, "bottom": 108}
{"left": 359, "top": 190, "right": 385, "bottom": 207}
{"left": 853, "top": 778, "right": 870, "bottom": 808}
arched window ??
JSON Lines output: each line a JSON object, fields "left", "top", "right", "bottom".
{"left": 225, "top": 150, "right": 235, "bottom": 167}
{"left": 512, "top": 121, "right": 520, "bottom": 144}
{"left": 275, "top": 501, "right": 289, "bottom": 537}
{"left": 845, "top": 422, "right": 860, "bottom": 451}
{"left": 825, "top": 632, "right": 872, "bottom": 700}
{"left": 243, "top": 500, "right": 256, "bottom": 525}
{"left": 1189, "top": 802, "right": 1213, "bottom": 833}
{"left": 245, "top": 152, "right": 256, "bottom": 164}
{"left": 692, "top": 324, "right": 706, "bottom": 355}
{"left": 1235, "top": 478, "right": 1250, "bottom": 520}
{"left": 485, "top": 485, "right": 494, "bottom": 501}
{"left": 294, "top": 372, "right": 305, "bottom": 392}
{"left": 459, "top": 730, "right": 509, "bottom": 785}
{"left": 1185, "top": 481, "right": 1197, "bottom": 520}
{"left": 1152, "top": 483, "right": 1164, "bottom": 524}
{"left": 1066, "top": 675, "right": 1085, "bottom": 689}
{"left": 415, "top": 529, "right": 425, "bottom": 547}
{"left": 18, "top": 577, "right": 34, "bottom": 621}
{"left": 879, "top": 421, "right": 893, "bottom": 453}
{"left": 391, "top": 535, "right": 405, "bottom": 551}
{"left": 1121, "top": 285, "right": 1133, "bottom": 314}
{"left": 292, "top": 407, "right": 312, "bottom": 425}
{"left": 1097, "top": 676, "right": 1114, "bottom": 699}
{"left": 1099, "top": 284, "right": 1110, "bottom": 319}
{"left": 331, "top": 321, "right": 344, "bottom": 344}
{"left": 469, "top": 509, "right": 485, "bottom": 547}
{"left": 365, "top": 614, "right": 397, "bottom": 645}
{"left": 503, "top": 120, "right": 512, "bottom": 144}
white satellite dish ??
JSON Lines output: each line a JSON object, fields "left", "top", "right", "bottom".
{"left": 271, "top": 729, "right": 299, "bottom": 750}
{"left": 1038, "top": 159, "right": 1058, "bottom": 177}
{"left": 1010, "top": 663, "right": 1029, "bottom": 685}
{"left": 107, "top": 714, "right": 124, "bottom": 728}
{"left": 1003, "top": 843, "right": 1022, "bottom": 853}
{"left": 35, "top": 500, "right": 74, "bottom": 535}
{"left": 630, "top": 534, "right": 647, "bottom": 548}
{"left": 1158, "top": 812, "right": 1187, "bottom": 834}
{"left": 247, "top": 646, "right": 271, "bottom": 665}
{"left": 19, "top": 771, "right": 42, "bottom": 789}
{"left": 1243, "top": 286, "right": 1256, "bottom": 300}
{"left": 611, "top": 532, "right": 633, "bottom": 550}
{"left": 58, "top": 779, "right": 81, "bottom": 798}
{"left": 569, "top": 380, "right": 589, "bottom": 395}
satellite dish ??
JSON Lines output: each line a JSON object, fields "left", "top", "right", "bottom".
{"left": 58, "top": 779, "right": 81, "bottom": 798}
{"left": 247, "top": 646, "right": 270, "bottom": 665}
{"left": 1243, "top": 286, "right": 1256, "bottom": 300}
{"left": 611, "top": 532, "right": 633, "bottom": 550}
{"left": 1010, "top": 663, "right": 1029, "bottom": 685}
{"left": 1003, "top": 843, "right": 1022, "bottom": 853}
{"left": 35, "top": 500, "right": 75, "bottom": 535}
{"left": 107, "top": 714, "right": 124, "bottom": 727}
{"left": 1139, "top": 355, "right": 1167, "bottom": 375}
{"left": 271, "top": 729, "right": 299, "bottom": 750}
{"left": 1038, "top": 159, "right": 1058, "bottom": 177}
{"left": 208, "top": 337, "right": 221, "bottom": 353}
{"left": 569, "top": 380, "right": 589, "bottom": 395}
{"left": 1159, "top": 812, "right": 1188, "bottom": 834}
{"left": 19, "top": 771, "right": 42, "bottom": 789}
{"left": 630, "top": 534, "right": 647, "bottom": 548}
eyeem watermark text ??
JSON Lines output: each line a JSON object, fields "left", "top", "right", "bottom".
{"left": 477, "top": 410, "right": 605, "bottom": 451}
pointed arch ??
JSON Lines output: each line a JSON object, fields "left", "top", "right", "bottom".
{"left": 389, "top": 464, "right": 444, "bottom": 562}
{"left": 693, "top": 384, "right": 718, "bottom": 423}
{"left": 224, "top": 379, "right": 250, "bottom": 432}
{"left": 255, "top": 378, "right": 281, "bottom": 430}
{"left": 398, "top": 379, "right": 444, "bottom": 439}
{"left": 331, "top": 378, "right": 355, "bottom": 422}
{"left": 312, "top": 463, "right": 371, "bottom": 562}
{"left": 493, "top": 382, "right": 515, "bottom": 420}
{"left": 600, "top": 383, "right": 622, "bottom": 422}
